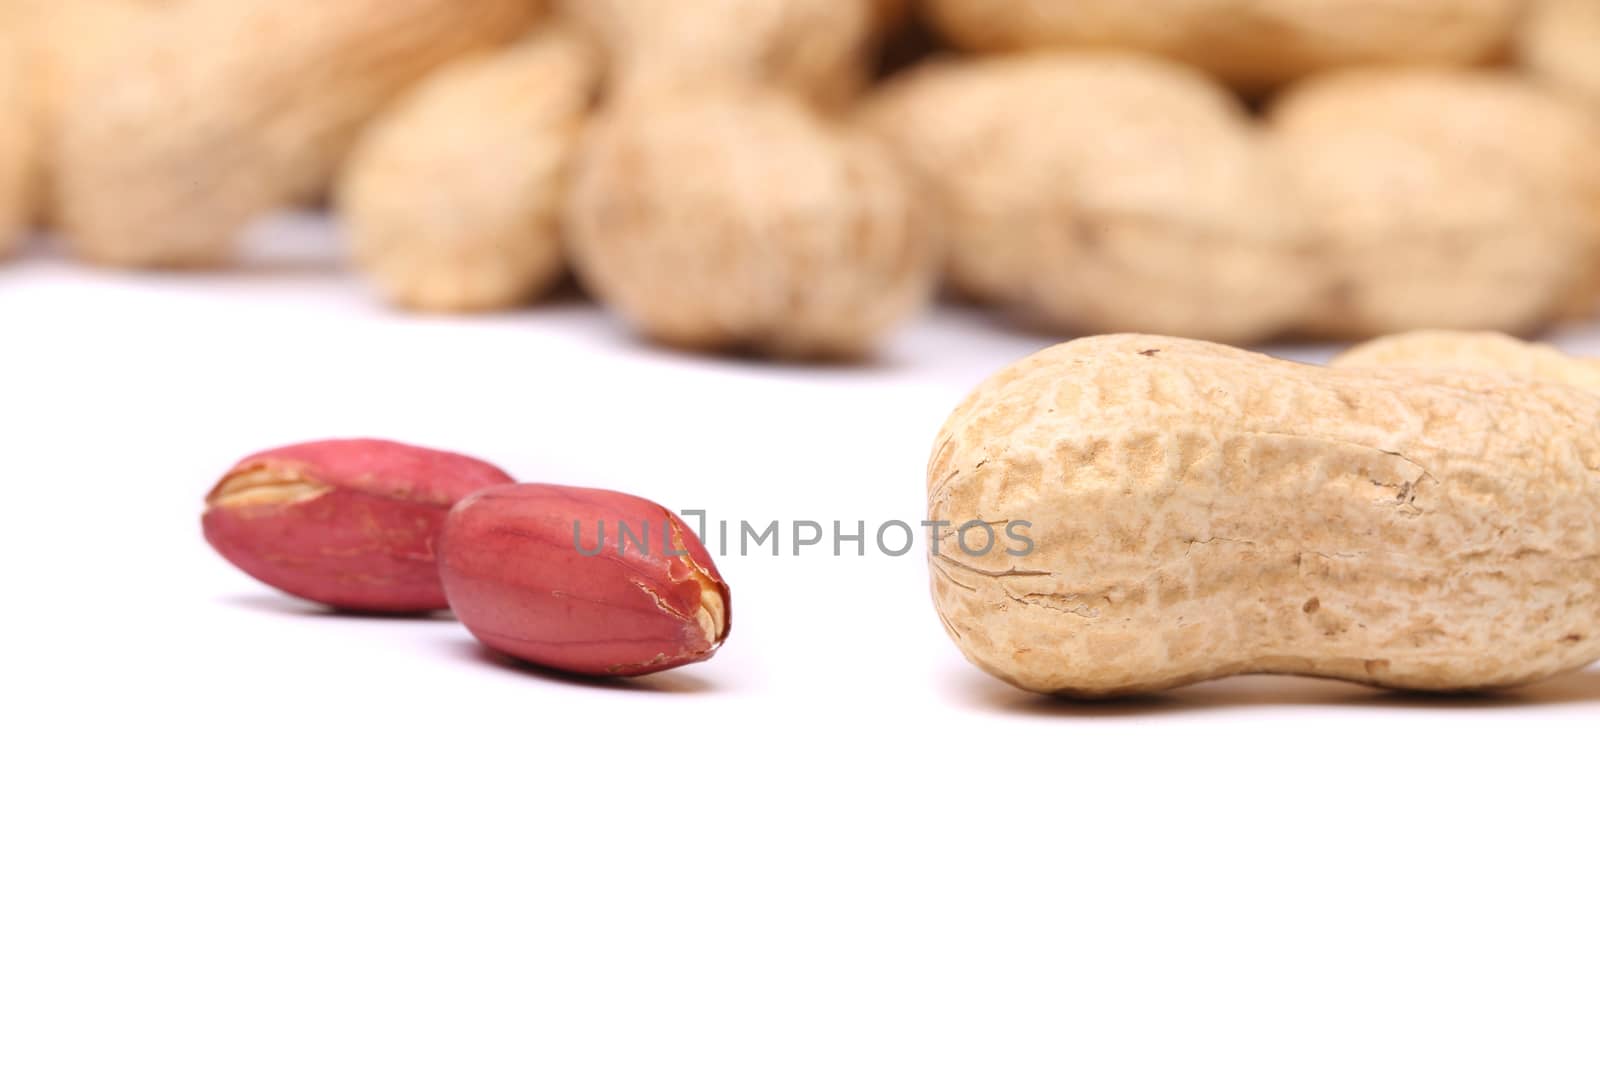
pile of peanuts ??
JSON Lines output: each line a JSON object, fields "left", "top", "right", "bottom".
{"left": 3, "top": 0, "right": 1600, "bottom": 358}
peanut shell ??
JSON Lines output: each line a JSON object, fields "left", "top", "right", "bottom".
{"left": 1519, "top": 0, "right": 1600, "bottom": 111}
{"left": 560, "top": 0, "right": 879, "bottom": 110}
{"left": 863, "top": 53, "right": 1318, "bottom": 345}
{"left": 51, "top": 0, "right": 545, "bottom": 267}
{"left": 1334, "top": 330, "right": 1600, "bottom": 395}
{"left": 1269, "top": 68, "right": 1600, "bottom": 338}
{"left": 565, "top": 87, "right": 936, "bottom": 360}
{"left": 929, "top": 334, "right": 1600, "bottom": 697}
{"left": 340, "top": 28, "right": 600, "bottom": 313}
{"left": 0, "top": 28, "right": 32, "bottom": 257}
{"left": 924, "top": 0, "right": 1522, "bottom": 91}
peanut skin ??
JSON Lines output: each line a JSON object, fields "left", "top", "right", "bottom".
{"left": 203, "top": 439, "right": 514, "bottom": 614}
{"left": 51, "top": 0, "right": 545, "bottom": 267}
{"left": 439, "top": 484, "right": 731, "bottom": 677}
{"left": 929, "top": 334, "right": 1600, "bottom": 698}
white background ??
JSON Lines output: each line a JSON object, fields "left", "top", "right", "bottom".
{"left": 4, "top": 217, "right": 1599, "bottom": 1066}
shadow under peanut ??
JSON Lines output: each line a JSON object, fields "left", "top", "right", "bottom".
{"left": 952, "top": 667, "right": 1600, "bottom": 719}
{"left": 218, "top": 592, "right": 456, "bottom": 622}
{"left": 448, "top": 638, "right": 721, "bottom": 696}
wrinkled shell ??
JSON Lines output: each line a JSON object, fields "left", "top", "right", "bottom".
{"left": 1519, "top": 0, "right": 1600, "bottom": 110}
{"left": 565, "top": 88, "right": 936, "bottom": 360}
{"left": 0, "top": 29, "right": 33, "bottom": 257}
{"left": 924, "top": 0, "right": 1522, "bottom": 90}
{"left": 1269, "top": 68, "right": 1600, "bottom": 338}
{"left": 1334, "top": 330, "right": 1600, "bottom": 395}
{"left": 440, "top": 484, "right": 732, "bottom": 677}
{"left": 203, "top": 438, "right": 514, "bottom": 613}
{"left": 560, "top": 0, "right": 878, "bottom": 109}
{"left": 929, "top": 334, "right": 1600, "bottom": 697}
{"left": 863, "top": 53, "right": 1318, "bottom": 345}
{"left": 340, "top": 28, "right": 599, "bottom": 313}
{"left": 51, "top": 0, "right": 545, "bottom": 267}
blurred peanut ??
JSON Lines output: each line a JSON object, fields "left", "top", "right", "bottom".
{"left": 50, "top": 0, "right": 546, "bottom": 267}
{"left": 560, "top": 0, "right": 880, "bottom": 110}
{"left": 1334, "top": 330, "right": 1600, "bottom": 395}
{"left": 1519, "top": 0, "right": 1600, "bottom": 111}
{"left": 1269, "top": 69, "right": 1600, "bottom": 337}
{"left": 564, "top": 87, "right": 937, "bottom": 360}
{"left": 340, "top": 28, "right": 599, "bottom": 313}
{"left": 864, "top": 53, "right": 1318, "bottom": 345}
{"left": 923, "top": 0, "right": 1523, "bottom": 92}
{"left": 0, "top": 27, "right": 33, "bottom": 257}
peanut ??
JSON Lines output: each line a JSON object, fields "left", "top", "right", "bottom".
{"left": 863, "top": 53, "right": 1317, "bottom": 346}
{"left": 0, "top": 27, "right": 33, "bottom": 258}
{"left": 339, "top": 28, "right": 600, "bottom": 313}
{"left": 559, "top": 0, "right": 880, "bottom": 110}
{"left": 50, "top": 0, "right": 545, "bottom": 267}
{"left": 14, "top": 1, "right": 171, "bottom": 232}
{"left": 439, "top": 484, "right": 731, "bottom": 677}
{"left": 1333, "top": 330, "right": 1600, "bottom": 396}
{"left": 928, "top": 334, "right": 1600, "bottom": 698}
{"left": 922, "top": 0, "right": 1522, "bottom": 91}
{"left": 564, "top": 87, "right": 936, "bottom": 360}
{"left": 1269, "top": 68, "right": 1600, "bottom": 337}
{"left": 203, "top": 439, "right": 514, "bottom": 614}
{"left": 1519, "top": 0, "right": 1600, "bottom": 111}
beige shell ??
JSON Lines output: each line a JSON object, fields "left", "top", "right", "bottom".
{"left": 559, "top": 0, "right": 879, "bottom": 110}
{"left": 563, "top": 88, "right": 937, "bottom": 360}
{"left": 0, "top": 28, "right": 34, "bottom": 257}
{"left": 15, "top": 2, "right": 172, "bottom": 231}
{"left": 1334, "top": 330, "right": 1600, "bottom": 395}
{"left": 49, "top": 0, "right": 545, "bottom": 268}
{"left": 339, "top": 29, "right": 599, "bottom": 313}
{"left": 923, "top": 0, "right": 1522, "bottom": 91}
{"left": 1519, "top": 0, "right": 1600, "bottom": 110}
{"left": 862, "top": 53, "right": 1318, "bottom": 346}
{"left": 929, "top": 333, "right": 1600, "bottom": 698}
{"left": 1269, "top": 68, "right": 1600, "bottom": 338}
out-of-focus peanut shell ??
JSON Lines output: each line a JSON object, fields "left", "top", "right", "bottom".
{"left": 1270, "top": 68, "right": 1600, "bottom": 338}
{"left": 340, "top": 28, "right": 600, "bottom": 313}
{"left": 1334, "top": 330, "right": 1600, "bottom": 395}
{"left": 565, "top": 87, "right": 937, "bottom": 360}
{"left": 1519, "top": 0, "right": 1600, "bottom": 111}
{"left": 924, "top": 0, "right": 1522, "bottom": 91}
{"left": 863, "top": 53, "right": 1318, "bottom": 345}
{"left": 51, "top": 0, "right": 545, "bottom": 267}
{"left": 560, "top": 0, "right": 879, "bottom": 110}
